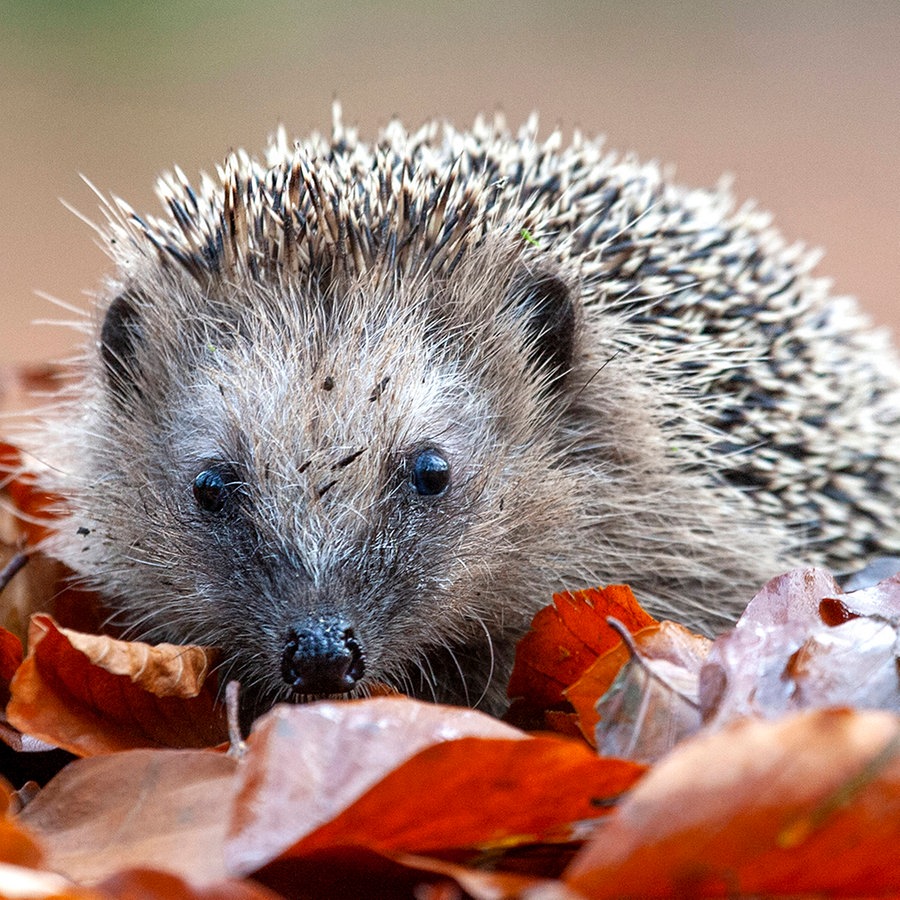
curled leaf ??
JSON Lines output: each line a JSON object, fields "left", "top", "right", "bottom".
{"left": 590, "top": 621, "right": 711, "bottom": 762}
{"left": 700, "top": 568, "right": 900, "bottom": 726}
{"left": 7, "top": 615, "right": 227, "bottom": 755}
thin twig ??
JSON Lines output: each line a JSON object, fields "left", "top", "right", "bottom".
{"left": 225, "top": 680, "right": 248, "bottom": 759}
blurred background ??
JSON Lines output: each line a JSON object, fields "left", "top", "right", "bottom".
{"left": 1, "top": 1, "right": 897, "bottom": 364}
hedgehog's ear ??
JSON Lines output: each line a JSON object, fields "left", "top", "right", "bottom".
{"left": 510, "top": 272, "right": 576, "bottom": 391}
{"left": 100, "top": 290, "right": 145, "bottom": 402}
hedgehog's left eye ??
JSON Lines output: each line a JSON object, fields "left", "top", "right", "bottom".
{"left": 410, "top": 448, "right": 451, "bottom": 496}
{"left": 193, "top": 465, "right": 238, "bottom": 514}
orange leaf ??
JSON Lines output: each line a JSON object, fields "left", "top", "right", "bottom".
{"left": 0, "top": 777, "right": 44, "bottom": 870}
{"left": 565, "top": 641, "right": 631, "bottom": 745}
{"left": 565, "top": 708, "right": 900, "bottom": 897}
{"left": 7, "top": 615, "right": 227, "bottom": 755}
{"left": 569, "top": 621, "right": 711, "bottom": 757}
{"left": 0, "top": 441, "right": 61, "bottom": 545}
{"left": 506, "top": 585, "right": 657, "bottom": 727}
{"left": 289, "top": 735, "right": 644, "bottom": 856}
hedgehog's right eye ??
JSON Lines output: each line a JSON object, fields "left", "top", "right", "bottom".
{"left": 192, "top": 466, "right": 236, "bottom": 513}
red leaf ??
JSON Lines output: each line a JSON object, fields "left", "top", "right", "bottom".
{"left": 506, "top": 585, "right": 656, "bottom": 727}
{"left": 287, "top": 735, "right": 643, "bottom": 856}
{"left": 227, "top": 697, "right": 522, "bottom": 874}
{"left": 0, "top": 626, "right": 23, "bottom": 706}
{"left": 0, "top": 441, "right": 61, "bottom": 545}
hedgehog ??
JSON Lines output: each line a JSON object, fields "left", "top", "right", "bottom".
{"left": 18, "top": 108, "right": 900, "bottom": 716}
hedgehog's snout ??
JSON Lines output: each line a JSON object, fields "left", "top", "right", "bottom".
{"left": 280, "top": 617, "right": 365, "bottom": 695}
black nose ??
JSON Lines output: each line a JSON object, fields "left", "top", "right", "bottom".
{"left": 281, "top": 617, "right": 365, "bottom": 695}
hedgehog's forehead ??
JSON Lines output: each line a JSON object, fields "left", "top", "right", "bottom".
{"left": 201, "top": 301, "right": 479, "bottom": 466}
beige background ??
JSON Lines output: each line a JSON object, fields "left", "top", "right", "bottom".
{"left": 1, "top": 2, "right": 897, "bottom": 364}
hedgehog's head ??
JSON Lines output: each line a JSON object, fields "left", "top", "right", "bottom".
{"left": 75, "top": 239, "right": 591, "bottom": 714}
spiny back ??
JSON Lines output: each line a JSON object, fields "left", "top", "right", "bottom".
{"left": 96, "top": 109, "right": 900, "bottom": 567}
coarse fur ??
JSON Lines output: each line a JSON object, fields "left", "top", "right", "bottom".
{"left": 13, "top": 108, "right": 900, "bottom": 716}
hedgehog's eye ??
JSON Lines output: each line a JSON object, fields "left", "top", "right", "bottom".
{"left": 192, "top": 465, "right": 237, "bottom": 513}
{"left": 410, "top": 448, "right": 450, "bottom": 496}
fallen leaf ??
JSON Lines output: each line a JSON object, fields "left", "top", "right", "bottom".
{"left": 1, "top": 438, "right": 114, "bottom": 642}
{"left": 700, "top": 568, "right": 900, "bottom": 726}
{"left": 0, "top": 776, "right": 44, "bottom": 869}
{"left": 821, "top": 569, "right": 900, "bottom": 621}
{"left": 17, "top": 749, "right": 237, "bottom": 886}
{"left": 588, "top": 622, "right": 710, "bottom": 762}
{"left": 565, "top": 708, "right": 900, "bottom": 897}
{"left": 0, "top": 627, "right": 23, "bottom": 707}
{"left": 286, "top": 735, "right": 643, "bottom": 856}
{"left": 737, "top": 567, "right": 841, "bottom": 628}
{"left": 227, "top": 697, "right": 522, "bottom": 875}
{"left": 7, "top": 615, "right": 227, "bottom": 755}
{"left": 0, "top": 441, "right": 60, "bottom": 546}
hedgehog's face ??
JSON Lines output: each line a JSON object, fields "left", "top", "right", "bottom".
{"left": 82, "top": 254, "right": 583, "bottom": 714}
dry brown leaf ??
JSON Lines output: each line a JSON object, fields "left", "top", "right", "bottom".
{"left": 589, "top": 622, "right": 711, "bottom": 762}
{"left": 700, "top": 568, "right": 900, "bottom": 726}
{"left": 7, "top": 615, "right": 227, "bottom": 755}
{"left": 17, "top": 749, "right": 237, "bottom": 887}
{"left": 565, "top": 708, "right": 900, "bottom": 897}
